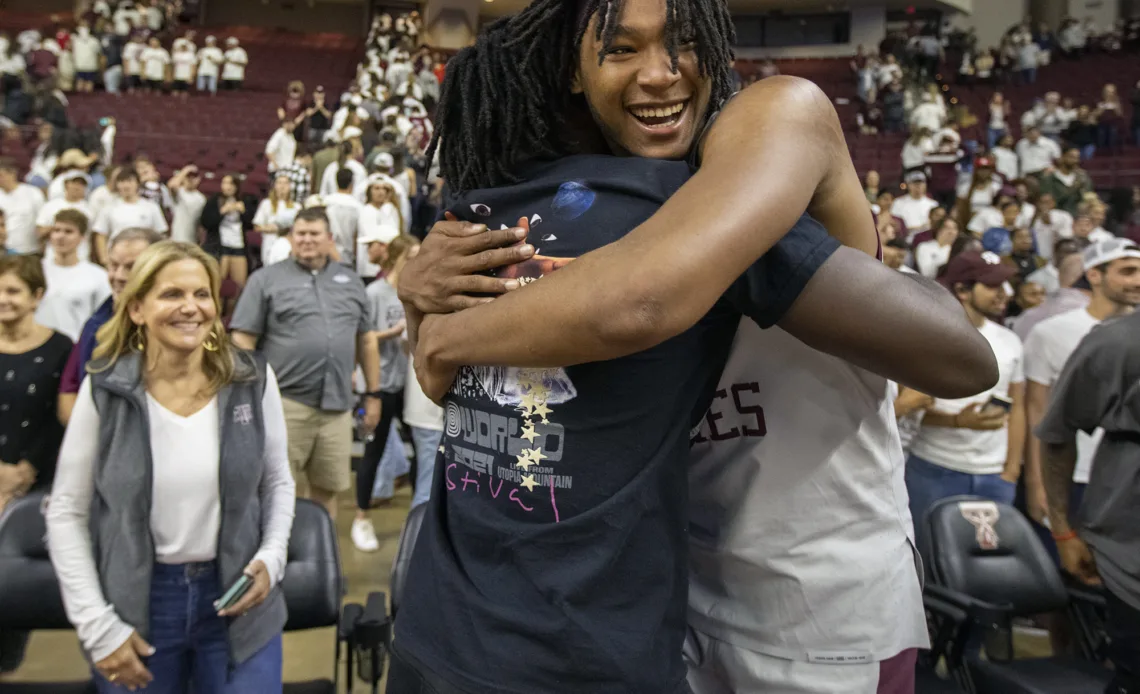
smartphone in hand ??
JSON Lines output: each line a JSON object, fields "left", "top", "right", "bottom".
{"left": 213, "top": 574, "right": 253, "bottom": 613}
{"left": 987, "top": 394, "right": 1014, "bottom": 413}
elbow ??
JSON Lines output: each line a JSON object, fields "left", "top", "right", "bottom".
{"left": 924, "top": 330, "right": 1000, "bottom": 399}
{"left": 591, "top": 285, "right": 677, "bottom": 359}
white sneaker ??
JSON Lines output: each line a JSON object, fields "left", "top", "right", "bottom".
{"left": 351, "top": 518, "right": 380, "bottom": 552}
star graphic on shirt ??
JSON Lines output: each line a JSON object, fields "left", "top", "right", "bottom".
{"left": 518, "top": 391, "right": 539, "bottom": 411}
{"left": 520, "top": 424, "right": 538, "bottom": 444}
{"left": 438, "top": 445, "right": 446, "bottom": 454}
{"left": 515, "top": 452, "right": 536, "bottom": 471}
{"left": 528, "top": 382, "right": 551, "bottom": 402}
{"left": 526, "top": 447, "right": 548, "bottom": 464}
{"left": 532, "top": 402, "right": 552, "bottom": 420}
{"left": 519, "top": 474, "right": 538, "bottom": 492}
{"left": 517, "top": 402, "right": 536, "bottom": 418}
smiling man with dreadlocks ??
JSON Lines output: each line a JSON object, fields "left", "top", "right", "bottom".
{"left": 387, "top": 0, "right": 998, "bottom": 692}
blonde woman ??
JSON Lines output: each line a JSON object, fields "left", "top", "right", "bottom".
{"left": 252, "top": 174, "right": 301, "bottom": 267}
{"left": 47, "top": 241, "right": 295, "bottom": 693}
{"left": 357, "top": 179, "right": 402, "bottom": 276}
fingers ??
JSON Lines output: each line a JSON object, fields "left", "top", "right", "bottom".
{"left": 446, "top": 275, "right": 519, "bottom": 297}
{"left": 430, "top": 219, "right": 488, "bottom": 238}
{"left": 457, "top": 243, "right": 535, "bottom": 274}
{"left": 450, "top": 226, "right": 530, "bottom": 259}
{"left": 220, "top": 565, "right": 270, "bottom": 617}
{"left": 100, "top": 649, "right": 153, "bottom": 690}
{"left": 129, "top": 633, "right": 155, "bottom": 658}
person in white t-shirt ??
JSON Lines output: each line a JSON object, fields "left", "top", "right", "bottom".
{"left": 906, "top": 250, "right": 1026, "bottom": 527}
{"left": 91, "top": 168, "right": 168, "bottom": 265}
{"left": 1029, "top": 192, "right": 1074, "bottom": 264}
{"left": 1023, "top": 239, "right": 1140, "bottom": 528}
{"left": 890, "top": 172, "right": 940, "bottom": 237}
{"left": 264, "top": 121, "right": 298, "bottom": 174}
{"left": 915, "top": 216, "right": 960, "bottom": 278}
{"left": 196, "top": 36, "right": 224, "bottom": 94}
{"left": 34, "top": 209, "right": 111, "bottom": 341}
{"left": 221, "top": 37, "right": 248, "bottom": 90}
{"left": 36, "top": 171, "right": 93, "bottom": 262}
{"left": 112, "top": 2, "right": 141, "bottom": 36}
{"left": 324, "top": 168, "right": 363, "bottom": 267}
{"left": 1016, "top": 126, "right": 1062, "bottom": 178}
{"left": 121, "top": 34, "right": 145, "bottom": 92}
{"left": 170, "top": 40, "right": 196, "bottom": 98}
{"left": 357, "top": 179, "right": 402, "bottom": 276}
{"left": 166, "top": 166, "right": 207, "bottom": 245}
{"left": 252, "top": 175, "right": 301, "bottom": 268}
{"left": 71, "top": 23, "right": 103, "bottom": 92}
{"left": 0, "top": 158, "right": 46, "bottom": 255}
{"left": 319, "top": 139, "right": 368, "bottom": 199}
{"left": 140, "top": 36, "right": 169, "bottom": 92}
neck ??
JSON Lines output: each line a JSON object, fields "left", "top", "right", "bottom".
{"left": 123, "top": 193, "right": 138, "bottom": 202}
{"left": 0, "top": 180, "right": 15, "bottom": 193}
{"left": 298, "top": 255, "right": 328, "bottom": 271}
{"left": 0, "top": 313, "right": 36, "bottom": 342}
{"left": 386, "top": 265, "right": 402, "bottom": 286}
{"left": 1087, "top": 293, "right": 1133, "bottom": 321}
{"left": 54, "top": 248, "right": 79, "bottom": 266}
{"left": 146, "top": 344, "right": 204, "bottom": 383}
{"left": 963, "top": 302, "right": 987, "bottom": 328}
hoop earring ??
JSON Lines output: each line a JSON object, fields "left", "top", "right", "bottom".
{"left": 202, "top": 330, "right": 220, "bottom": 353}
{"left": 133, "top": 329, "right": 146, "bottom": 353}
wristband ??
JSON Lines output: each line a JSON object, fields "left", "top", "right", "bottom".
{"left": 363, "top": 391, "right": 383, "bottom": 399}
{"left": 1052, "top": 530, "right": 1078, "bottom": 542}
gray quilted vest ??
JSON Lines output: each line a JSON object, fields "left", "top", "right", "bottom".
{"left": 88, "top": 350, "right": 287, "bottom": 665}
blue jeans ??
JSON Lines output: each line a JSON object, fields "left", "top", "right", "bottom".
{"left": 197, "top": 74, "right": 217, "bottom": 94}
{"left": 95, "top": 562, "right": 282, "bottom": 694}
{"left": 987, "top": 127, "right": 1006, "bottom": 150}
{"left": 905, "top": 454, "right": 1017, "bottom": 532}
{"left": 103, "top": 65, "right": 122, "bottom": 94}
{"left": 409, "top": 427, "right": 442, "bottom": 509}
{"left": 370, "top": 419, "right": 411, "bottom": 501}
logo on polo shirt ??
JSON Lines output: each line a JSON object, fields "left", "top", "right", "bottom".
{"left": 334, "top": 274, "right": 351, "bottom": 284}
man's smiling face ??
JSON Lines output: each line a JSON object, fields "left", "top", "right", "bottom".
{"left": 572, "top": 0, "right": 712, "bottom": 160}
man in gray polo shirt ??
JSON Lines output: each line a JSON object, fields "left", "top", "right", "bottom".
{"left": 1038, "top": 310, "right": 1140, "bottom": 694}
{"left": 231, "top": 207, "right": 381, "bottom": 520}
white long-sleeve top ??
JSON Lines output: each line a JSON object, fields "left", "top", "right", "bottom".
{"left": 46, "top": 367, "right": 296, "bottom": 663}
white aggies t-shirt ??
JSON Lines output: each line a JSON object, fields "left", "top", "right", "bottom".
{"left": 687, "top": 319, "right": 928, "bottom": 662}
{"left": 93, "top": 197, "right": 169, "bottom": 240}
{"left": 172, "top": 51, "right": 196, "bottom": 81}
{"left": 34, "top": 260, "right": 112, "bottom": 341}
{"left": 222, "top": 47, "right": 248, "bottom": 81}
{"left": 910, "top": 319, "right": 1025, "bottom": 475}
{"left": 140, "top": 46, "right": 170, "bottom": 81}
{"left": 891, "top": 195, "right": 941, "bottom": 234}
{"left": 1023, "top": 308, "right": 1104, "bottom": 483}
{"left": 197, "top": 46, "right": 224, "bottom": 77}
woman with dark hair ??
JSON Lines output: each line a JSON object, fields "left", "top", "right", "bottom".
{"left": 0, "top": 254, "right": 72, "bottom": 513}
{"left": 199, "top": 174, "right": 255, "bottom": 305}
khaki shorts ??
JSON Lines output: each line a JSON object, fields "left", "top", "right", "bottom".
{"left": 281, "top": 397, "right": 353, "bottom": 494}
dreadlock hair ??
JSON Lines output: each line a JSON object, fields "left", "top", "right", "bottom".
{"left": 428, "top": 0, "right": 736, "bottom": 193}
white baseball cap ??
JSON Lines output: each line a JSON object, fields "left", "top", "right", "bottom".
{"left": 1083, "top": 237, "right": 1140, "bottom": 271}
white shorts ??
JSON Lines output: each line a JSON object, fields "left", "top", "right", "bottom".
{"left": 683, "top": 627, "right": 917, "bottom": 694}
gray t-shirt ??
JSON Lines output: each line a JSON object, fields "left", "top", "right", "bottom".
{"left": 366, "top": 278, "right": 407, "bottom": 393}
{"left": 1036, "top": 311, "right": 1140, "bottom": 611}
{"left": 230, "top": 258, "right": 370, "bottom": 412}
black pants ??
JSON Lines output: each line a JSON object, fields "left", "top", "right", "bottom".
{"left": 1106, "top": 588, "right": 1140, "bottom": 693}
{"left": 386, "top": 646, "right": 468, "bottom": 694}
{"left": 356, "top": 390, "right": 405, "bottom": 510}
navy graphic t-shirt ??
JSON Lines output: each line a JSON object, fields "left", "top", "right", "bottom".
{"left": 396, "top": 155, "right": 839, "bottom": 694}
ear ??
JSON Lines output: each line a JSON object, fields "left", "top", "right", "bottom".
{"left": 570, "top": 68, "right": 584, "bottom": 95}
{"left": 127, "top": 300, "right": 145, "bottom": 328}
